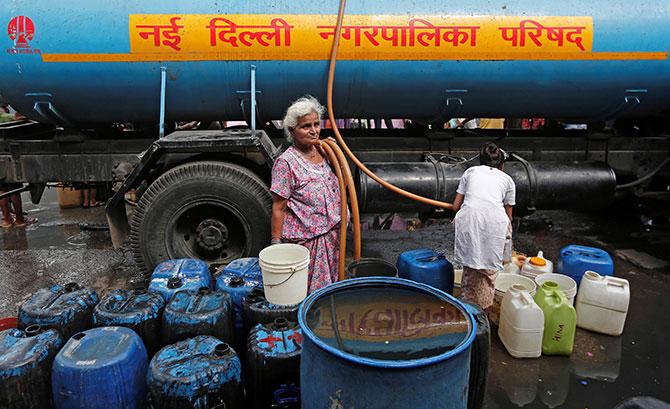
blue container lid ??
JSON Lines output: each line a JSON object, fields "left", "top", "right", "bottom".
{"left": 298, "top": 277, "right": 475, "bottom": 369}
{"left": 55, "top": 327, "right": 147, "bottom": 370}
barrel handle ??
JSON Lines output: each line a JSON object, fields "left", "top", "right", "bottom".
{"left": 264, "top": 268, "right": 298, "bottom": 288}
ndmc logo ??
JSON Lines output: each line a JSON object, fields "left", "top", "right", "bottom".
{"left": 7, "top": 16, "right": 40, "bottom": 54}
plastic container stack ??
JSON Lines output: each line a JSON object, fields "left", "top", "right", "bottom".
{"left": 490, "top": 274, "right": 537, "bottom": 326}
{"left": 534, "top": 273, "right": 577, "bottom": 306}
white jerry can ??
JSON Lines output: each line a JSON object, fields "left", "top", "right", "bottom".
{"left": 521, "top": 251, "right": 554, "bottom": 279}
{"left": 576, "top": 271, "right": 630, "bottom": 336}
{"left": 498, "top": 284, "right": 545, "bottom": 358}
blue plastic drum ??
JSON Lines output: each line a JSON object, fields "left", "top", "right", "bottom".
{"left": 299, "top": 277, "right": 476, "bottom": 409}
{"left": 148, "top": 259, "right": 212, "bottom": 302}
{"left": 161, "top": 288, "right": 234, "bottom": 346}
{"left": 397, "top": 249, "right": 455, "bottom": 294}
{"left": 52, "top": 326, "right": 148, "bottom": 409}
{"left": 557, "top": 245, "right": 614, "bottom": 286}
{"left": 0, "top": 325, "right": 63, "bottom": 409}
{"left": 93, "top": 288, "right": 165, "bottom": 354}
{"left": 148, "top": 336, "right": 244, "bottom": 408}
{"left": 18, "top": 282, "right": 99, "bottom": 340}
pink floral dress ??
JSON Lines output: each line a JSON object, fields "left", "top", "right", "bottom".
{"left": 271, "top": 146, "right": 347, "bottom": 293}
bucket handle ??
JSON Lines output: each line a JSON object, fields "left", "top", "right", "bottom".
{"left": 265, "top": 267, "right": 298, "bottom": 288}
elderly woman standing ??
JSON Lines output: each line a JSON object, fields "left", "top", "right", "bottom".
{"left": 270, "top": 96, "right": 346, "bottom": 293}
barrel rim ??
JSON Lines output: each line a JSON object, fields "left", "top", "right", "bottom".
{"left": 298, "top": 276, "right": 476, "bottom": 369}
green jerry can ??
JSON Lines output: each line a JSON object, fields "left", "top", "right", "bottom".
{"left": 534, "top": 281, "right": 576, "bottom": 356}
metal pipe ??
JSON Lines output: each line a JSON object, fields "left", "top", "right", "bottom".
{"left": 357, "top": 161, "right": 617, "bottom": 213}
{"left": 159, "top": 66, "right": 167, "bottom": 138}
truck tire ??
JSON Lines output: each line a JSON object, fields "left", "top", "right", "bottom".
{"left": 130, "top": 161, "right": 272, "bottom": 274}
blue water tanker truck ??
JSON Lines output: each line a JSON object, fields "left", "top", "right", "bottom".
{"left": 0, "top": 0, "right": 668, "bottom": 273}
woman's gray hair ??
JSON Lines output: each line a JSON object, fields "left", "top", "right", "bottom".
{"left": 282, "top": 95, "right": 325, "bottom": 142}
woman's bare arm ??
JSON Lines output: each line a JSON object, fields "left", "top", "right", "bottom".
{"left": 271, "top": 194, "right": 288, "bottom": 241}
{"left": 505, "top": 205, "right": 513, "bottom": 222}
{"left": 452, "top": 193, "right": 464, "bottom": 213}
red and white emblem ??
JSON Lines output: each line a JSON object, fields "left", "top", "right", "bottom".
{"left": 8, "top": 16, "right": 35, "bottom": 48}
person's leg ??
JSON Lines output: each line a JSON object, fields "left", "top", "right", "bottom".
{"left": 90, "top": 188, "right": 103, "bottom": 206}
{"left": 0, "top": 192, "right": 13, "bottom": 228}
{"left": 83, "top": 188, "right": 90, "bottom": 207}
{"left": 12, "top": 193, "right": 36, "bottom": 227}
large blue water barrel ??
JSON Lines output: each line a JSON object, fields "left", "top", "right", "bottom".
{"left": 92, "top": 288, "right": 165, "bottom": 354}
{"left": 397, "top": 249, "right": 455, "bottom": 294}
{"left": 18, "top": 283, "right": 99, "bottom": 340}
{"left": 52, "top": 326, "right": 148, "bottom": 409}
{"left": 299, "top": 277, "right": 476, "bottom": 409}
{"left": 0, "top": 325, "right": 63, "bottom": 409}
{"left": 148, "top": 336, "right": 244, "bottom": 408}
{"left": 161, "top": 287, "right": 234, "bottom": 346}
{"left": 148, "top": 258, "right": 211, "bottom": 302}
{"left": 557, "top": 245, "right": 614, "bottom": 286}
{"left": 247, "top": 317, "right": 302, "bottom": 409}
{"left": 243, "top": 289, "right": 300, "bottom": 334}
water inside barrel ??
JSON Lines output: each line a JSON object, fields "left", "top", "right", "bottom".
{"left": 306, "top": 285, "right": 470, "bottom": 360}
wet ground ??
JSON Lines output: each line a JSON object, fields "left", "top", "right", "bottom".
{"left": 1, "top": 188, "right": 669, "bottom": 408}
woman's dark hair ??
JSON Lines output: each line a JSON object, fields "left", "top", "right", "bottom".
{"left": 479, "top": 142, "right": 505, "bottom": 168}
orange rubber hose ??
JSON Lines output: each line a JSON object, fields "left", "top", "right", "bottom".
{"left": 319, "top": 141, "right": 348, "bottom": 280}
{"left": 326, "top": 0, "right": 454, "bottom": 210}
{"left": 323, "top": 139, "right": 361, "bottom": 261}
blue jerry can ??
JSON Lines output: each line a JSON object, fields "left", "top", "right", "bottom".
{"left": 93, "top": 288, "right": 165, "bottom": 355}
{"left": 0, "top": 325, "right": 63, "bottom": 409}
{"left": 557, "top": 245, "right": 614, "bottom": 286}
{"left": 247, "top": 317, "right": 302, "bottom": 409}
{"left": 52, "top": 326, "right": 148, "bottom": 409}
{"left": 161, "top": 288, "right": 234, "bottom": 346}
{"left": 148, "top": 258, "right": 211, "bottom": 302}
{"left": 216, "top": 260, "right": 263, "bottom": 329}
{"left": 148, "top": 336, "right": 244, "bottom": 408}
{"left": 18, "top": 282, "right": 99, "bottom": 340}
{"left": 397, "top": 249, "right": 455, "bottom": 294}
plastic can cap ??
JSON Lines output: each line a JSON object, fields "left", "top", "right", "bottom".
{"left": 529, "top": 257, "right": 547, "bottom": 267}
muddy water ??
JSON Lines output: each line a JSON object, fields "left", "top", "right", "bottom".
{"left": 0, "top": 189, "right": 146, "bottom": 317}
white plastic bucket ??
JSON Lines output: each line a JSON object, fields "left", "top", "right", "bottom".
{"left": 534, "top": 273, "right": 577, "bottom": 305}
{"left": 491, "top": 274, "right": 537, "bottom": 326}
{"left": 259, "top": 244, "right": 310, "bottom": 306}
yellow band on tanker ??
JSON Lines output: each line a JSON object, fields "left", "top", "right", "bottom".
{"left": 128, "top": 14, "right": 594, "bottom": 60}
